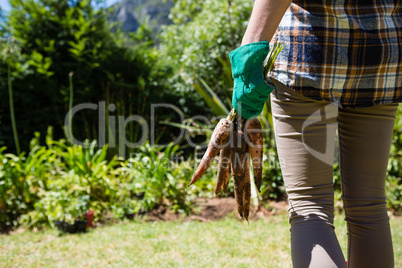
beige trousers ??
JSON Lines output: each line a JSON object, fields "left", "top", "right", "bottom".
{"left": 270, "top": 79, "right": 398, "bottom": 268}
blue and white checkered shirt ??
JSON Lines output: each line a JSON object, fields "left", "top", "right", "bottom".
{"left": 269, "top": 0, "right": 402, "bottom": 108}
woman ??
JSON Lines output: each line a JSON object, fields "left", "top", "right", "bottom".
{"left": 229, "top": 0, "right": 401, "bottom": 267}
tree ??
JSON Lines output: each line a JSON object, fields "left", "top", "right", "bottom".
{"left": 160, "top": 0, "right": 253, "bottom": 111}
{"left": 0, "top": 0, "right": 174, "bottom": 156}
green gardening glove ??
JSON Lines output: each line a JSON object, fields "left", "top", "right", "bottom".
{"left": 229, "top": 41, "right": 274, "bottom": 119}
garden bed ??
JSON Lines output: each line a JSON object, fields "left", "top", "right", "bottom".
{"left": 142, "top": 197, "right": 288, "bottom": 222}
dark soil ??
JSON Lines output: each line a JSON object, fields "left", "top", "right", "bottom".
{"left": 144, "top": 197, "right": 289, "bottom": 222}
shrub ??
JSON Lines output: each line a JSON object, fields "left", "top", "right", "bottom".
{"left": 29, "top": 190, "right": 90, "bottom": 227}
{"left": 261, "top": 146, "right": 285, "bottom": 201}
{"left": 2, "top": 135, "right": 218, "bottom": 229}
{"left": 2, "top": 104, "right": 401, "bottom": 231}
{"left": 0, "top": 144, "right": 56, "bottom": 231}
{"left": 116, "top": 143, "right": 195, "bottom": 215}
{"left": 386, "top": 104, "right": 402, "bottom": 213}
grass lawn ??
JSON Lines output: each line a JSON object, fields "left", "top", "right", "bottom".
{"left": 1, "top": 212, "right": 401, "bottom": 267}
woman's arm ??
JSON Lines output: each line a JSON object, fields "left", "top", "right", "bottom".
{"left": 229, "top": 0, "right": 292, "bottom": 119}
{"left": 241, "top": 0, "right": 292, "bottom": 45}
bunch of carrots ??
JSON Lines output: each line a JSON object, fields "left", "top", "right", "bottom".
{"left": 187, "top": 42, "right": 285, "bottom": 221}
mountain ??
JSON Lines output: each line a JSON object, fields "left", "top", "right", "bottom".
{"left": 108, "top": 0, "right": 174, "bottom": 33}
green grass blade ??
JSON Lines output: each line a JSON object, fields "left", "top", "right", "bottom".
{"left": 8, "top": 65, "right": 20, "bottom": 155}
{"left": 193, "top": 80, "right": 229, "bottom": 116}
{"left": 263, "top": 41, "right": 285, "bottom": 78}
{"left": 197, "top": 78, "right": 230, "bottom": 115}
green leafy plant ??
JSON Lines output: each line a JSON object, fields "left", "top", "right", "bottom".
{"left": 387, "top": 104, "right": 402, "bottom": 213}
{"left": 0, "top": 144, "right": 56, "bottom": 231}
{"left": 31, "top": 190, "right": 90, "bottom": 227}
{"left": 50, "top": 140, "right": 120, "bottom": 219}
{"left": 1, "top": 37, "right": 25, "bottom": 155}
{"left": 119, "top": 143, "right": 192, "bottom": 214}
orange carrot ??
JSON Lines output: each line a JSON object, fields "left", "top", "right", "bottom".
{"left": 214, "top": 144, "right": 231, "bottom": 195}
{"left": 231, "top": 121, "right": 248, "bottom": 218}
{"left": 188, "top": 117, "right": 232, "bottom": 187}
{"left": 245, "top": 118, "right": 263, "bottom": 192}
{"left": 222, "top": 156, "right": 231, "bottom": 193}
{"left": 243, "top": 152, "right": 251, "bottom": 221}
{"left": 188, "top": 41, "right": 286, "bottom": 218}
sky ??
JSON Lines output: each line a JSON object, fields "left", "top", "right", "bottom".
{"left": 0, "top": 0, "right": 121, "bottom": 12}
{"left": 0, "top": 0, "right": 10, "bottom": 12}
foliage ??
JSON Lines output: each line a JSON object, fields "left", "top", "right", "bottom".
{"left": 32, "top": 191, "right": 90, "bottom": 226}
{"left": 0, "top": 0, "right": 179, "bottom": 155}
{"left": 386, "top": 104, "right": 402, "bottom": 213}
{"left": 169, "top": 0, "right": 204, "bottom": 24}
{"left": 116, "top": 143, "right": 192, "bottom": 215}
{"left": 1, "top": 117, "right": 401, "bottom": 230}
{"left": 0, "top": 144, "right": 55, "bottom": 231}
{"left": 261, "top": 146, "right": 285, "bottom": 201}
{"left": 160, "top": 0, "right": 253, "bottom": 113}
{"left": 0, "top": 0, "right": 401, "bottom": 233}
{"left": 0, "top": 132, "right": 217, "bottom": 230}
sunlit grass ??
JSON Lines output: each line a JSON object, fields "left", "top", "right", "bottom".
{"left": 1, "top": 213, "right": 401, "bottom": 267}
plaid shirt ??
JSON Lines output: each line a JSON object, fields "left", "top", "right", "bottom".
{"left": 269, "top": 0, "right": 402, "bottom": 108}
